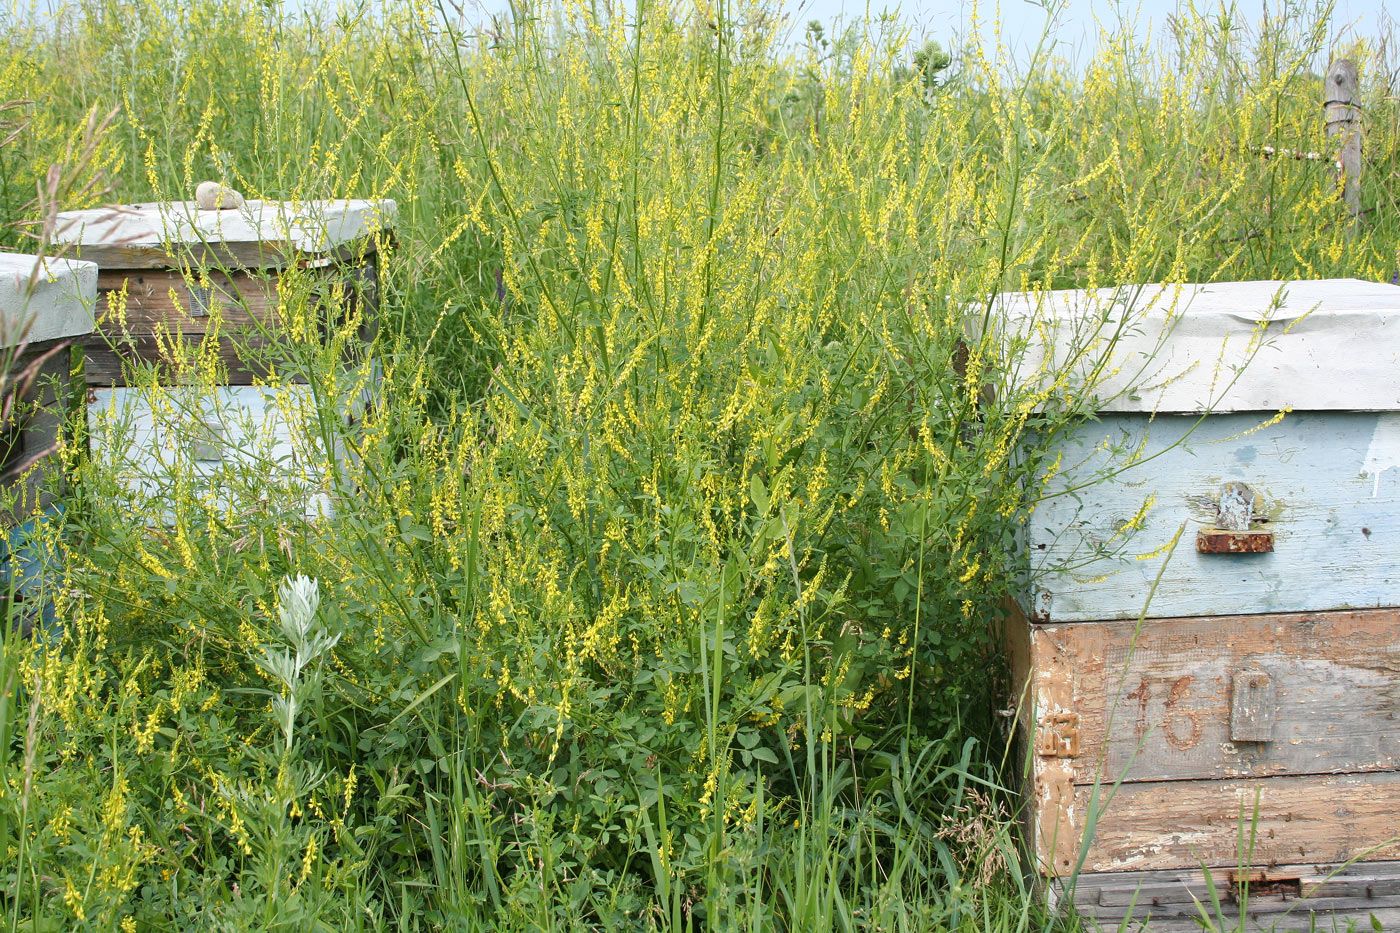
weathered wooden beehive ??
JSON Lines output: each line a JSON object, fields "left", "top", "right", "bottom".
{"left": 999, "top": 279, "right": 1400, "bottom": 931}
{"left": 0, "top": 253, "right": 97, "bottom": 624}
{"left": 52, "top": 198, "right": 395, "bottom": 519}
{"left": 0, "top": 253, "right": 97, "bottom": 511}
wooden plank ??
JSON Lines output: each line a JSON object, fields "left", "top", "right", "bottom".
{"left": 991, "top": 279, "right": 1400, "bottom": 416}
{"left": 95, "top": 268, "right": 280, "bottom": 335}
{"left": 1085, "top": 864, "right": 1400, "bottom": 906}
{"left": 68, "top": 239, "right": 297, "bottom": 272}
{"left": 87, "top": 384, "right": 338, "bottom": 522}
{"left": 1032, "top": 609, "right": 1400, "bottom": 784}
{"left": 1230, "top": 668, "right": 1277, "bottom": 743}
{"left": 78, "top": 333, "right": 302, "bottom": 387}
{"left": 0, "top": 339, "right": 78, "bottom": 520}
{"left": 1025, "top": 411, "right": 1400, "bottom": 622}
{"left": 1062, "top": 864, "right": 1400, "bottom": 931}
{"left": 1070, "top": 772, "right": 1400, "bottom": 873}
{"left": 0, "top": 254, "right": 97, "bottom": 348}
{"left": 54, "top": 199, "right": 393, "bottom": 271}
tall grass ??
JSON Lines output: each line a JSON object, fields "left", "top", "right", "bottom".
{"left": 0, "top": 0, "right": 1395, "bottom": 928}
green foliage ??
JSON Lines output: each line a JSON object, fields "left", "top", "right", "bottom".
{"left": 0, "top": 0, "right": 1394, "bottom": 929}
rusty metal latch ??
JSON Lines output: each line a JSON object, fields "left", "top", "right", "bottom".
{"left": 1198, "top": 481, "right": 1274, "bottom": 553}
{"left": 1036, "top": 712, "right": 1081, "bottom": 758}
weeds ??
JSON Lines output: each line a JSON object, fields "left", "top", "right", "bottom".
{"left": 0, "top": 0, "right": 1394, "bottom": 928}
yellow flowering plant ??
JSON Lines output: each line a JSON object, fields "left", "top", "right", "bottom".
{"left": 0, "top": 0, "right": 1395, "bottom": 927}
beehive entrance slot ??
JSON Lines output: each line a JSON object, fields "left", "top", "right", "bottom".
{"left": 1227, "top": 870, "right": 1301, "bottom": 902}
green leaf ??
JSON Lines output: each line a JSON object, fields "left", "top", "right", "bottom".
{"left": 398, "top": 515, "right": 432, "bottom": 543}
{"left": 749, "top": 474, "right": 769, "bottom": 514}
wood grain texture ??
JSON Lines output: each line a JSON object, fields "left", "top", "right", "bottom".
{"left": 96, "top": 269, "right": 280, "bottom": 334}
{"left": 78, "top": 333, "right": 298, "bottom": 387}
{"left": 0, "top": 340, "right": 79, "bottom": 521}
{"left": 1325, "top": 59, "right": 1362, "bottom": 216}
{"left": 1230, "top": 668, "right": 1277, "bottom": 742}
{"left": 83, "top": 256, "right": 379, "bottom": 386}
{"left": 1059, "top": 861, "right": 1400, "bottom": 931}
{"left": 1031, "top": 609, "right": 1400, "bottom": 784}
{"left": 1072, "top": 771, "right": 1400, "bottom": 873}
{"left": 1026, "top": 411, "right": 1400, "bottom": 622}
{"left": 70, "top": 239, "right": 298, "bottom": 272}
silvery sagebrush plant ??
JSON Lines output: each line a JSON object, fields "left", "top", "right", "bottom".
{"left": 253, "top": 574, "right": 340, "bottom": 753}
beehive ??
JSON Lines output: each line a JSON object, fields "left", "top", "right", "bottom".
{"left": 998, "top": 279, "right": 1400, "bottom": 931}
{"left": 0, "top": 253, "right": 98, "bottom": 625}
{"left": 52, "top": 198, "right": 395, "bottom": 519}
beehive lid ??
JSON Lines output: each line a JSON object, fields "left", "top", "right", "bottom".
{"left": 51, "top": 198, "right": 397, "bottom": 270}
{"left": 991, "top": 278, "right": 1400, "bottom": 413}
{"left": 0, "top": 254, "right": 98, "bottom": 350}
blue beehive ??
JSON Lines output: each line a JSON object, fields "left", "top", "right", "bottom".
{"left": 997, "top": 279, "right": 1400, "bottom": 931}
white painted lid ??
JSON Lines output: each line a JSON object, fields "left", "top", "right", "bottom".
{"left": 990, "top": 278, "right": 1400, "bottom": 413}
{"left": 52, "top": 198, "right": 397, "bottom": 268}
{"left": 0, "top": 254, "right": 98, "bottom": 349}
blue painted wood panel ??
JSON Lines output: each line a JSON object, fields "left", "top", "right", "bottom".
{"left": 88, "top": 385, "right": 337, "bottom": 522}
{"left": 1027, "top": 412, "right": 1400, "bottom": 622}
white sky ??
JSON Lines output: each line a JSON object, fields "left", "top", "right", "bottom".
{"left": 443, "top": 0, "right": 1400, "bottom": 72}
{"left": 13, "top": 0, "right": 1396, "bottom": 70}
{"left": 813, "top": 0, "right": 1393, "bottom": 50}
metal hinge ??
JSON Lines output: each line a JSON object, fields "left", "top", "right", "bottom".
{"left": 1036, "top": 712, "right": 1081, "bottom": 759}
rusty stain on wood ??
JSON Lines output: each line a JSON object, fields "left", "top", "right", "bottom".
{"left": 1196, "top": 528, "right": 1275, "bottom": 552}
{"left": 1031, "top": 608, "right": 1400, "bottom": 783}
{"left": 1013, "top": 607, "right": 1400, "bottom": 881}
{"left": 1161, "top": 675, "right": 1204, "bottom": 751}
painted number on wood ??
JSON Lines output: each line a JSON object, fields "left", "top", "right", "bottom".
{"left": 1037, "top": 713, "right": 1081, "bottom": 758}
{"left": 1121, "top": 675, "right": 1203, "bottom": 751}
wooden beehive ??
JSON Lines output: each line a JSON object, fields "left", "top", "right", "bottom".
{"left": 52, "top": 198, "right": 395, "bottom": 519}
{"left": 0, "top": 253, "right": 97, "bottom": 513}
{"left": 0, "top": 253, "right": 97, "bottom": 627}
{"left": 998, "top": 279, "right": 1400, "bottom": 931}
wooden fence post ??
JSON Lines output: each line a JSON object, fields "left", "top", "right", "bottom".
{"left": 1324, "top": 58, "right": 1362, "bottom": 217}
